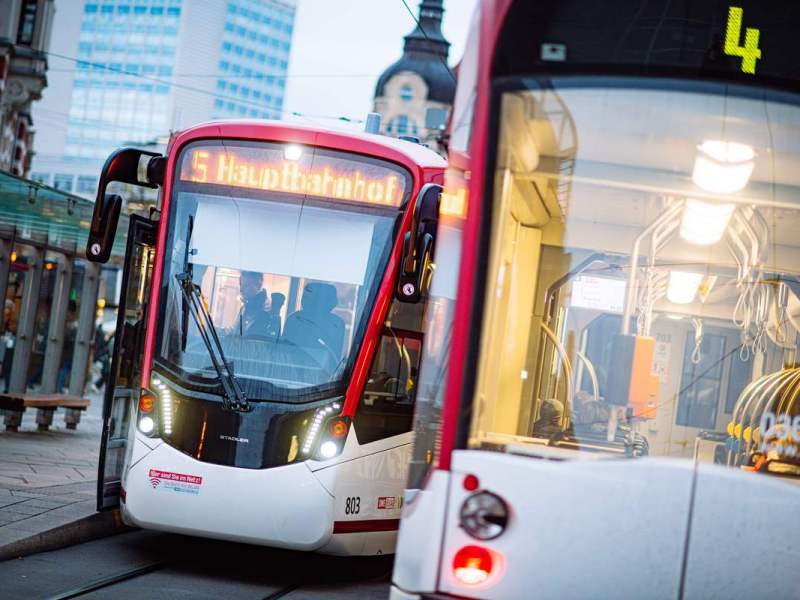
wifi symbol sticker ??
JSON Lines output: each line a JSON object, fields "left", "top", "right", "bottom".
{"left": 150, "top": 477, "right": 160, "bottom": 489}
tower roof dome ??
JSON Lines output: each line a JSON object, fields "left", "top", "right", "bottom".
{"left": 375, "top": 0, "right": 455, "bottom": 104}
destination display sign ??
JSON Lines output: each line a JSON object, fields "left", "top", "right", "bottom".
{"left": 495, "top": 1, "right": 800, "bottom": 88}
{"left": 179, "top": 143, "right": 408, "bottom": 208}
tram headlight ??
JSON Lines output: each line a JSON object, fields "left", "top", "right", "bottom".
{"left": 319, "top": 441, "right": 338, "bottom": 459}
{"left": 459, "top": 491, "right": 509, "bottom": 541}
{"left": 138, "top": 415, "right": 155, "bottom": 435}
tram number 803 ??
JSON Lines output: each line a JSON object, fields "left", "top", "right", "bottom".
{"left": 344, "top": 496, "right": 361, "bottom": 515}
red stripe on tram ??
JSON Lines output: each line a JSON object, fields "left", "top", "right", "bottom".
{"left": 332, "top": 519, "right": 400, "bottom": 534}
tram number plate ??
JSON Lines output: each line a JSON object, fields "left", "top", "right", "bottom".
{"left": 344, "top": 496, "right": 361, "bottom": 515}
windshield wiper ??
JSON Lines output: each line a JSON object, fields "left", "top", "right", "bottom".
{"left": 175, "top": 272, "right": 249, "bottom": 412}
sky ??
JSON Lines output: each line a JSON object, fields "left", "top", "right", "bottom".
{"left": 283, "top": 0, "right": 478, "bottom": 130}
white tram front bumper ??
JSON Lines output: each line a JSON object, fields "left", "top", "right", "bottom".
{"left": 121, "top": 435, "right": 334, "bottom": 551}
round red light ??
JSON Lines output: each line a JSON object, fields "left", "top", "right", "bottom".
{"left": 138, "top": 393, "right": 155, "bottom": 413}
{"left": 329, "top": 419, "right": 348, "bottom": 438}
{"left": 452, "top": 545, "right": 493, "bottom": 585}
{"left": 463, "top": 474, "right": 479, "bottom": 491}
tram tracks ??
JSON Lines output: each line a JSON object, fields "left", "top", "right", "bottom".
{"left": 48, "top": 562, "right": 304, "bottom": 600}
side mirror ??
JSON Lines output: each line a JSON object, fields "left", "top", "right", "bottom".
{"left": 396, "top": 183, "right": 442, "bottom": 303}
{"left": 86, "top": 147, "right": 166, "bottom": 263}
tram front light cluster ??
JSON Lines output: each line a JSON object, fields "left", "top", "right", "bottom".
{"left": 301, "top": 402, "right": 348, "bottom": 459}
{"left": 459, "top": 491, "right": 509, "bottom": 541}
{"left": 137, "top": 389, "right": 158, "bottom": 436}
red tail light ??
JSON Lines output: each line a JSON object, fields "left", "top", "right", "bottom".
{"left": 453, "top": 545, "right": 493, "bottom": 585}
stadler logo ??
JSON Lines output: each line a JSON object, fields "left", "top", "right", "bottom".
{"left": 220, "top": 434, "right": 249, "bottom": 444}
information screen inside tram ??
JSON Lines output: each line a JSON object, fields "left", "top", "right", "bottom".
{"left": 495, "top": 0, "right": 800, "bottom": 89}
{"left": 470, "top": 70, "right": 800, "bottom": 482}
{"left": 155, "top": 141, "right": 411, "bottom": 401}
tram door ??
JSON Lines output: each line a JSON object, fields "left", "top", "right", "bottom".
{"left": 97, "top": 215, "right": 157, "bottom": 511}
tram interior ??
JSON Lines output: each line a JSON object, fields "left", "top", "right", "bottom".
{"left": 159, "top": 192, "right": 396, "bottom": 392}
{"left": 471, "top": 82, "right": 800, "bottom": 480}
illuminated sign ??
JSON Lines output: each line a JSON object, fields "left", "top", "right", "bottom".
{"left": 724, "top": 6, "right": 761, "bottom": 75}
{"left": 440, "top": 168, "right": 468, "bottom": 219}
{"left": 181, "top": 146, "right": 406, "bottom": 207}
{"left": 571, "top": 276, "right": 625, "bottom": 313}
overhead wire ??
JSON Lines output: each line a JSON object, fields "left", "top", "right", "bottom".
{"left": 399, "top": 0, "right": 457, "bottom": 84}
{"left": 40, "top": 49, "right": 364, "bottom": 124}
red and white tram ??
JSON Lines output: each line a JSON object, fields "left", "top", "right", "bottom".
{"left": 88, "top": 121, "right": 445, "bottom": 554}
{"left": 392, "top": 0, "right": 800, "bottom": 597}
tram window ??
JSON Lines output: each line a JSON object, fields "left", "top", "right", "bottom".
{"left": 467, "top": 80, "right": 800, "bottom": 484}
{"left": 724, "top": 351, "right": 754, "bottom": 414}
{"left": 355, "top": 300, "right": 425, "bottom": 444}
{"left": 675, "top": 333, "right": 726, "bottom": 429}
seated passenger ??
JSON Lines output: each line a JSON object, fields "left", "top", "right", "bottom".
{"left": 532, "top": 398, "right": 565, "bottom": 437}
{"left": 282, "top": 283, "right": 345, "bottom": 366}
{"left": 235, "top": 271, "right": 275, "bottom": 339}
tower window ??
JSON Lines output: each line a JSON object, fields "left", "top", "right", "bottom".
{"left": 400, "top": 85, "right": 413, "bottom": 102}
{"left": 396, "top": 115, "right": 410, "bottom": 135}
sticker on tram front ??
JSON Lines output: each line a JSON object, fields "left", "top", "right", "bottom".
{"left": 376, "top": 496, "right": 403, "bottom": 510}
{"left": 148, "top": 469, "right": 203, "bottom": 495}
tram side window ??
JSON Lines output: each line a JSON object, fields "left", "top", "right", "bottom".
{"left": 675, "top": 332, "right": 726, "bottom": 429}
{"left": 354, "top": 300, "right": 425, "bottom": 444}
{"left": 725, "top": 351, "right": 754, "bottom": 414}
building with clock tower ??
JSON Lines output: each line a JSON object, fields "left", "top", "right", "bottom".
{"left": 373, "top": 0, "right": 455, "bottom": 154}
{"left": 0, "top": 0, "right": 55, "bottom": 177}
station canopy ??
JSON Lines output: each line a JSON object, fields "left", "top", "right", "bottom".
{"left": 0, "top": 170, "right": 128, "bottom": 259}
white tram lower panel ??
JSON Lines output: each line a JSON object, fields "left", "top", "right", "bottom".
{"left": 120, "top": 430, "right": 412, "bottom": 554}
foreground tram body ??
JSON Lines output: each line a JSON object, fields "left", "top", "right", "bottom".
{"left": 89, "top": 121, "right": 445, "bottom": 554}
{"left": 392, "top": 0, "right": 800, "bottom": 597}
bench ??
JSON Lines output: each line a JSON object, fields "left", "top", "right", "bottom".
{"left": 0, "top": 394, "right": 91, "bottom": 432}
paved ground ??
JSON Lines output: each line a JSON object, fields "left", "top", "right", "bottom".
{"left": 0, "top": 390, "right": 104, "bottom": 550}
{"left": 0, "top": 529, "right": 393, "bottom": 599}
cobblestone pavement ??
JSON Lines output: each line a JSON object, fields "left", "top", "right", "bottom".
{"left": 0, "top": 391, "right": 103, "bottom": 550}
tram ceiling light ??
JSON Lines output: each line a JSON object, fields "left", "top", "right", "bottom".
{"left": 284, "top": 144, "right": 303, "bottom": 161}
{"left": 679, "top": 198, "right": 736, "bottom": 245}
{"left": 667, "top": 271, "right": 704, "bottom": 305}
{"left": 692, "top": 140, "right": 755, "bottom": 194}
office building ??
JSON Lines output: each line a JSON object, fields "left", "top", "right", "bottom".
{"left": 31, "top": 0, "right": 297, "bottom": 198}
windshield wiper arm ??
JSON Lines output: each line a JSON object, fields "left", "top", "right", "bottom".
{"left": 175, "top": 272, "right": 249, "bottom": 412}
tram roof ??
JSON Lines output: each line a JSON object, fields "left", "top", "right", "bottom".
{"left": 0, "top": 170, "right": 128, "bottom": 259}
{"left": 168, "top": 120, "right": 447, "bottom": 173}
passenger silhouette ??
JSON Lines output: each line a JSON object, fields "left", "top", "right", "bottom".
{"left": 282, "top": 283, "right": 344, "bottom": 367}
{"left": 236, "top": 271, "right": 274, "bottom": 339}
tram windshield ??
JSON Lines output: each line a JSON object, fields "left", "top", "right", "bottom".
{"left": 470, "top": 77, "right": 800, "bottom": 481}
{"left": 155, "top": 140, "right": 411, "bottom": 401}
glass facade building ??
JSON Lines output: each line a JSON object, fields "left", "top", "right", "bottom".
{"left": 31, "top": 0, "right": 296, "bottom": 198}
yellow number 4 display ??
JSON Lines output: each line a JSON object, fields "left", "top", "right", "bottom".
{"left": 724, "top": 6, "right": 761, "bottom": 74}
